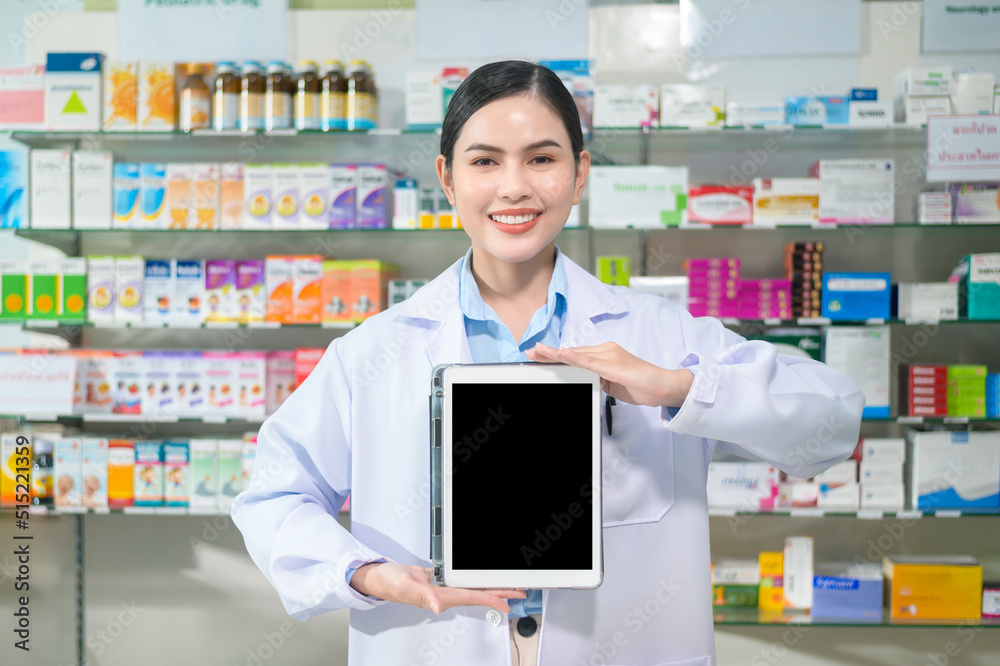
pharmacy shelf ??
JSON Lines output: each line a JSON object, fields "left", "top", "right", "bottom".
{"left": 707, "top": 508, "right": 1000, "bottom": 519}
{"left": 1, "top": 413, "right": 265, "bottom": 424}
{"left": 712, "top": 607, "right": 1000, "bottom": 627}
{"left": 16, "top": 319, "right": 357, "bottom": 330}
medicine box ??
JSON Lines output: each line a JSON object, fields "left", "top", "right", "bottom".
{"left": 114, "top": 256, "right": 144, "bottom": 324}
{"left": 783, "top": 536, "right": 814, "bottom": 610}
{"left": 173, "top": 259, "right": 205, "bottom": 325}
{"left": 103, "top": 61, "right": 137, "bottom": 131}
{"left": 30, "top": 149, "right": 71, "bottom": 229}
{"left": 894, "top": 67, "right": 953, "bottom": 97}
{"left": 751, "top": 178, "right": 819, "bottom": 227}
{"left": 895, "top": 96, "right": 950, "bottom": 125}
{"left": 706, "top": 462, "right": 779, "bottom": 511}
{"left": 951, "top": 72, "right": 995, "bottom": 115}
{"left": 45, "top": 53, "right": 103, "bottom": 131}
{"left": 0, "top": 150, "right": 29, "bottom": 230}
{"left": 244, "top": 165, "right": 272, "bottom": 230}
{"left": 86, "top": 255, "right": 114, "bottom": 324}
{"left": 321, "top": 260, "right": 352, "bottom": 322}
{"left": 404, "top": 70, "right": 443, "bottom": 130}
{"left": 235, "top": 259, "right": 265, "bottom": 324}
{"left": 659, "top": 85, "right": 725, "bottom": 128}
{"left": 949, "top": 183, "right": 1000, "bottom": 225}
{"left": 0, "top": 64, "right": 45, "bottom": 131}
{"left": 141, "top": 351, "right": 174, "bottom": 417}
{"left": 910, "top": 430, "right": 1000, "bottom": 512}
{"left": 163, "top": 441, "right": 189, "bottom": 508}
{"left": 205, "top": 259, "right": 236, "bottom": 323}
{"left": 883, "top": 555, "right": 981, "bottom": 621}
{"left": 265, "top": 255, "right": 294, "bottom": 324}
{"left": 539, "top": 60, "right": 593, "bottom": 134}
{"left": 27, "top": 260, "right": 59, "bottom": 320}
{"left": 220, "top": 163, "right": 244, "bottom": 229}
{"left": 191, "top": 163, "right": 220, "bottom": 230}
{"left": 235, "top": 352, "right": 266, "bottom": 420}
{"left": 687, "top": 186, "right": 752, "bottom": 225}
{"left": 139, "top": 163, "right": 167, "bottom": 229}
{"left": 860, "top": 483, "right": 904, "bottom": 511}
{"left": 329, "top": 164, "right": 357, "bottom": 229}
{"left": 166, "top": 164, "right": 192, "bottom": 230}
{"left": 292, "top": 255, "right": 323, "bottom": 324}
{"left": 59, "top": 258, "right": 87, "bottom": 321}
{"left": 896, "top": 283, "right": 959, "bottom": 321}
{"left": 138, "top": 61, "right": 175, "bottom": 131}
{"left": 54, "top": 437, "right": 82, "bottom": 508}
{"left": 143, "top": 259, "right": 175, "bottom": 324}
{"left": 817, "top": 482, "right": 860, "bottom": 511}
{"left": 861, "top": 438, "right": 905, "bottom": 462}
{"left": 133, "top": 440, "right": 163, "bottom": 507}
{"left": 241, "top": 435, "right": 257, "bottom": 491}
{"left": 759, "top": 552, "right": 784, "bottom": 611}
{"left": 813, "top": 460, "right": 857, "bottom": 486}
{"left": 80, "top": 437, "right": 109, "bottom": 510}
{"left": 107, "top": 439, "right": 134, "bottom": 509}
{"left": 725, "top": 102, "right": 784, "bottom": 127}
{"left": 217, "top": 439, "right": 243, "bottom": 512}
{"left": 265, "top": 351, "right": 296, "bottom": 414}
{"left": 392, "top": 178, "right": 418, "bottom": 229}
{"left": 271, "top": 164, "right": 300, "bottom": 229}
{"left": 628, "top": 276, "right": 689, "bottom": 310}
{"left": 357, "top": 163, "right": 388, "bottom": 229}
{"left": 203, "top": 352, "right": 236, "bottom": 415}
{"left": 815, "top": 159, "right": 894, "bottom": 225}
{"left": 71, "top": 151, "right": 112, "bottom": 229}
{"left": 189, "top": 439, "right": 218, "bottom": 512}
{"left": 918, "top": 191, "right": 952, "bottom": 224}
{"left": 822, "top": 273, "right": 891, "bottom": 320}
{"left": 174, "top": 351, "right": 206, "bottom": 417}
{"left": 593, "top": 85, "right": 658, "bottom": 127}
{"left": 299, "top": 164, "right": 329, "bottom": 230}
{"left": 965, "top": 253, "right": 1000, "bottom": 321}
{"left": 589, "top": 166, "right": 688, "bottom": 228}
{"left": 113, "top": 162, "right": 140, "bottom": 229}
{"left": 812, "top": 562, "right": 882, "bottom": 621}
{"left": 859, "top": 459, "right": 903, "bottom": 485}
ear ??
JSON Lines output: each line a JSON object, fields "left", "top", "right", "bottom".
{"left": 572, "top": 150, "right": 591, "bottom": 206}
{"left": 436, "top": 154, "right": 456, "bottom": 206}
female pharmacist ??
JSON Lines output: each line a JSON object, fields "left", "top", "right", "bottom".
{"left": 233, "top": 60, "right": 866, "bottom": 666}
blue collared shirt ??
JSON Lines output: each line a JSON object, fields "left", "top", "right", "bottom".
{"left": 459, "top": 246, "right": 568, "bottom": 618}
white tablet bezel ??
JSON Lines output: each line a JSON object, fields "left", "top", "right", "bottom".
{"left": 438, "top": 363, "right": 603, "bottom": 590}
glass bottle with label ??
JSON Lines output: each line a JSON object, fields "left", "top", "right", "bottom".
{"left": 321, "top": 60, "right": 348, "bottom": 131}
{"left": 347, "top": 60, "right": 377, "bottom": 131}
{"left": 180, "top": 63, "right": 211, "bottom": 132}
{"left": 32, "top": 437, "right": 53, "bottom": 507}
{"left": 294, "top": 60, "right": 321, "bottom": 131}
{"left": 212, "top": 61, "right": 239, "bottom": 131}
{"left": 265, "top": 60, "right": 293, "bottom": 131}
{"left": 241, "top": 61, "right": 265, "bottom": 132}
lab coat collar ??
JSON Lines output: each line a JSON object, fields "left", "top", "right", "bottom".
{"left": 396, "top": 254, "right": 630, "bottom": 367}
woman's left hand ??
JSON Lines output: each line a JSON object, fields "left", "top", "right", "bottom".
{"left": 525, "top": 342, "right": 693, "bottom": 408}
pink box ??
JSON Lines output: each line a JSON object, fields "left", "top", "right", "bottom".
{"left": 235, "top": 259, "right": 265, "bottom": 323}
{"left": 265, "top": 351, "right": 296, "bottom": 415}
{"left": 203, "top": 352, "right": 237, "bottom": 415}
{"left": 688, "top": 186, "right": 753, "bottom": 225}
{"left": 686, "top": 258, "right": 740, "bottom": 270}
{"left": 205, "top": 259, "right": 236, "bottom": 322}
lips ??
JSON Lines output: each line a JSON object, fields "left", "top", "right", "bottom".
{"left": 488, "top": 209, "right": 542, "bottom": 234}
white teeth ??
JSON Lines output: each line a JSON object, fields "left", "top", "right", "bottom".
{"left": 490, "top": 213, "right": 539, "bottom": 225}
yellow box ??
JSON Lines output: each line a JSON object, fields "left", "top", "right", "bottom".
{"left": 883, "top": 555, "right": 982, "bottom": 621}
{"left": 758, "top": 551, "right": 784, "bottom": 611}
{"left": 1, "top": 434, "right": 30, "bottom": 507}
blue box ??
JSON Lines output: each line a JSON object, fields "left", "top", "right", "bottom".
{"left": 851, "top": 88, "right": 878, "bottom": 101}
{"left": 822, "top": 273, "right": 892, "bottom": 320}
{"left": 812, "top": 563, "right": 883, "bottom": 621}
{"left": 785, "top": 96, "right": 850, "bottom": 125}
{"left": 0, "top": 150, "right": 29, "bottom": 229}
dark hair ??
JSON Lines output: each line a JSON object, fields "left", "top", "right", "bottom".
{"left": 440, "top": 60, "right": 584, "bottom": 170}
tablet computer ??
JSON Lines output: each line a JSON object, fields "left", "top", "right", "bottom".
{"left": 431, "top": 363, "right": 603, "bottom": 590}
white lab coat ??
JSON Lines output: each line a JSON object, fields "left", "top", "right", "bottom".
{"left": 233, "top": 255, "right": 865, "bottom": 666}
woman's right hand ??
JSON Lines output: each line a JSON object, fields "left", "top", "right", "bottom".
{"left": 350, "top": 562, "right": 526, "bottom": 615}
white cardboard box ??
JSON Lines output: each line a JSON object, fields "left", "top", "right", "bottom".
{"left": 593, "top": 85, "right": 658, "bottom": 127}
{"left": 72, "top": 152, "right": 113, "bottom": 229}
{"left": 861, "top": 438, "right": 906, "bottom": 462}
{"left": 783, "top": 536, "right": 814, "bottom": 610}
{"left": 29, "top": 150, "right": 72, "bottom": 229}
{"left": 706, "top": 462, "right": 779, "bottom": 510}
{"left": 814, "top": 460, "right": 858, "bottom": 486}
{"left": 896, "top": 283, "right": 959, "bottom": 321}
{"left": 658, "top": 84, "right": 725, "bottom": 128}
{"left": 848, "top": 101, "right": 893, "bottom": 127}
{"left": 588, "top": 166, "right": 688, "bottom": 228}
{"left": 45, "top": 53, "right": 103, "bottom": 131}
{"left": 860, "top": 483, "right": 904, "bottom": 511}
{"left": 910, "top": 430, "right": 1000, "bottom": 512}
{"left": 817, "top": 482, "right": 860, "bottom": 511}
{"left": 817, "top": 159, "right": 894, "bottom": 225}
{"left": 752, "top": 177, "right": 820, "bottom": 227}
{"left": 860, "top": 459, "right": 903, "bottom": 485}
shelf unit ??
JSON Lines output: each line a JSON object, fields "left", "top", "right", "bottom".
{"left": 5, "top": 126, "right": 1000, "bottom": 664}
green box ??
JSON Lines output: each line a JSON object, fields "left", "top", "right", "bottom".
{"left": 0, "top": 260, "right": 29, "bottom": 320}
{"left": 59, "top": 258, "right": 87, "bottom": 320}
{"left": 597, "top": 256, "right": 631, "bottom": 287}
{"left": 712, "top": 584, "right": 759, "bottom": 607}
{"left": 189, "top": 438, "right": 218, "bottom": 512}
{"left": 28, "top": 260, "right": 60, "bottom": 319}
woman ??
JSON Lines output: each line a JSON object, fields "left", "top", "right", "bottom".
{"left": 233, "top": 60, "right": 865, "bottom": 666}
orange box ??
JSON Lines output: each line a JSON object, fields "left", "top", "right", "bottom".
{"left": 192, "top": 163, "right": 220, "bottom": 230}
{"left": 321, "top": 260, "right": 353, "bottom": 322}
{"left": 108, "top": 439, "right": 135, "bottom": 508}
{"left": 220, "top": 163, "right": 244, "bottom": 230}
{"left": 292, "top": 255, "right": 323, "bottom": 324}
{"left": 350, "top": 260, "right": 394, "bottom": 322}
{"left": 884, "top": 556, "right": 982, "bottom": 622}
{"left": 166, "top": 164, "right": 192, "bottom": 229}
{"left": 294, "top": 348, "right": 325, "bottom": 387}
{"left": 758, "top": 551, "right": 784, "bottom": 612}
{"left": 265, "top": 255, "right": 294, "bottom": 323}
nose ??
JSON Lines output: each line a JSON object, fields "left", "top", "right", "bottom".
{"left": 497, "top": 162, "right": 531, "bottom": 202}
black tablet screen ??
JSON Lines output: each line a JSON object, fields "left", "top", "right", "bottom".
{"left": 451, "top": 382, "right": 594, "bottom": 570}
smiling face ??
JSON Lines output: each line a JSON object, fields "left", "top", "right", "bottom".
{"left": 437, "top": 94, "right": 589, "bottom": 269}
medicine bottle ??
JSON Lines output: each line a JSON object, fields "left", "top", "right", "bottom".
{"left": 212, "top": 61, "right": 240, "bottom": 131}
{"left": 180, "top": 63, "right": 211, "bottom": 132}
{"left": 347, "top": 60, "right": 377, "bottom": 130}
{"left": 241, "top": 61, "right": 265, "bottom": 132}
{"left": 32, "top": 438, "right": 53, "bottom": 507}
{"left": 321, "top": 60, "right": 348, "bottom": 131}
{"left": 266, "top": 60, "right": 293, "bottom": 131}
{"left": 294, "top": 60, "right": 321, "bottom": 131}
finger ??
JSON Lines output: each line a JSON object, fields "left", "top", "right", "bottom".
{"left": 431, "top": 588, "right": 513, "bottom": 614}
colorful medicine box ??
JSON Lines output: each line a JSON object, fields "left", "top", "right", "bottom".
{"left": 884, "top": 555, "right": 982, "bottom": 622}
{"left": 821, "top": 273, "right": 892, "bottom": 320}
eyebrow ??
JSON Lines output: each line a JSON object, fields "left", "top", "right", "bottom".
{"left": 464, "top": 139, "right": 565, "bottom": 154}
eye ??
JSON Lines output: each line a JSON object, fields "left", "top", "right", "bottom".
{"left": 530, "top": 155, "right": 553, "bottom": 165}
{"left": 471, "top": 157, "right": 496, "bottom": 167}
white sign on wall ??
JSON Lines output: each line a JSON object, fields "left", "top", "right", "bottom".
{"left": 926, "top": 116, "right": 1000, "bottom": 182}
{"left": 118, "top": 0, "right": 288, "bottom": 62}
{"left": 922, "top": 0, "right": 1000, "bottom": 52}
{"left": 680, "top": 0, "right": 860, "bottom": 59}
{"left": 0, "top": 355, "right": 76, "bottom": 415}
{"left": 416, "top": 0, "right": 587, "bottom": 61}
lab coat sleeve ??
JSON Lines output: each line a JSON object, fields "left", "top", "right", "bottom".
{"left": 661, "top": 307, "right": 866, "bottom": 479}
{"left": 232, "top": 339, "right": 387, "bottom": 620}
